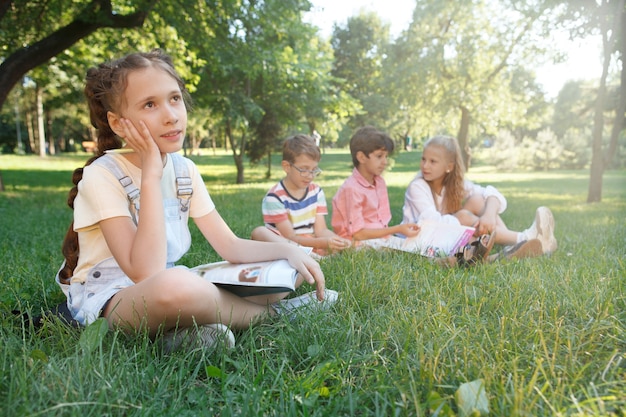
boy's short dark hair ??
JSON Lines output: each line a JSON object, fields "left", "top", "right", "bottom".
{"left": 282, "top": 134, "right": 321, "bottom": 164}
{"left": 349, "top": 126, "right": 394, "bottom": 167}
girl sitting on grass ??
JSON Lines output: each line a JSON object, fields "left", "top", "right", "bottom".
{"left": 56, "top": 49, "right": 336, "bottom": 353}
{"left": 402, "top": 135, "right": 557, "bottom": 261}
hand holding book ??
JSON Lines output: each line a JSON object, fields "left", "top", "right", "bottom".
{"left": 192, "top": 259, "right": 299, "bottom": 297}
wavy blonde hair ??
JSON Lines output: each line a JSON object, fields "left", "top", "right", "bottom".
{"left": 423, "top": 136, "right": 466, "bottom": 214}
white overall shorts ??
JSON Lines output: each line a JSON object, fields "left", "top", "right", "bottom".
{"left": 56, "top": 153, "right": 193, "bottom": 326}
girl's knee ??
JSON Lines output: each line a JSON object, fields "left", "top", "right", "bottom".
{"left": 463, "top": 195, "right": 485, "bottom": 215}
{"left": 251, "top": 226, "right": 266, "bottom": 241}
{"left": 149, "top": 269, "right": 216, "bottom": 308}
{"left": 455, "top": 209, "right": 478, "bottom": 227}
{"left": 106, "top": 270, "right": 220, "bottom": 332}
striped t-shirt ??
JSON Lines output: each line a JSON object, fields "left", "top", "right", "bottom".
{"left": 262, "top": 180, "right": 328, "bottom": 235}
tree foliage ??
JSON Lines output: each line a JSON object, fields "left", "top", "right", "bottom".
{"left": 552, "top": 0, "right": 625, "bottom": 202}
{"left": 1, "top": 0, "right": 346, "bottom": 183}
{"left": 172, "top": 0, "right": 337, "bottom": 183}
{"left": 0, "top": 0, "right": 620, "bottom": 194}
{"left": 331, "top": 11, "right": 392, "bottom": 130}
{"left": 0, "top": 0, "right": 158, "bottom": 110}
{"left": 387, "top": 0, "right": 555, "bottom": 169}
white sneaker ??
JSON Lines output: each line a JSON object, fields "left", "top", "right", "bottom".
{"left": 272, "top": 289, "right": 338, "bottom": 318}
{"left": 523, "top": 207, "right": 557, "bottom": 254}
{"left": 162, "top": 323, "right": 236, "bottom": 353}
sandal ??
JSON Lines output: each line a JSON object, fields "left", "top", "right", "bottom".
{"left": 455, "top": 243, "right": 477, "bottom": 267}
{"left": 455, "top": 231, "right": 496, "bottom": 268}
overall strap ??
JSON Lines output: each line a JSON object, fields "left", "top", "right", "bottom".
{"left": 95, "top": 154, "right": 140, "bottom": 224}
{"left": 95, "top": 153, "right": 193, "bottom": 221}
{"left": 170, "top": 153, "right": 193, "bottom": 212}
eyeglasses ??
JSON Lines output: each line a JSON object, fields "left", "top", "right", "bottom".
{"left": 290, "top": 163, "right": 322, "bottom": 178}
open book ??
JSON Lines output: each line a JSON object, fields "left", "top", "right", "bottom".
{"left": 361, "top": 220, "right": 476, "bottom": 258}
{"left": 191, "top": 259, "right": 299, "bottom": 297}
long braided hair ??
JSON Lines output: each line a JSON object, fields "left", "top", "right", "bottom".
{"left": 58, "top": 49, "right": 189, "bottom": 284}
{"left": 423, "top": 135, "right": 466, "bottom": 215}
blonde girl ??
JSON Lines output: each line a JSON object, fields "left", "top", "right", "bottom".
{"left": 402, "top": 135, "right": 557, "bottom": 255}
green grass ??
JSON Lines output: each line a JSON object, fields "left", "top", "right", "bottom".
{"left": 0, "top": 150, "right": 625, "bottom": 416}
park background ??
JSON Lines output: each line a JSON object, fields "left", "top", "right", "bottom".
{"left": 0, "top": 0, "right": 623, "bottom": 200}
{"left": 1, "top": 0, "right": 625, "bottom": 416}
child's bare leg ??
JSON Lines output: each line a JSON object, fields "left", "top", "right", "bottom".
{"left": 103, "top": 268, "right": 274, "bottom": 336}
{"left": 454, "top": 209, "right": 479, "bottom": 227}
{"left": 251, "top": 226, "right": 290, "bottom": 244}
{"left": 462, "top": 196, "right": 521, "bottom": 246}
{"left": 244, "top": 273, "right": 307, "bottom": 305}
{"left": 463, "top": 195, "right": 486, "bottom": 216}
{"left": 492, "top": 216, "right": 519, "bottom": 246}
{"left": 251, "top": 226, "right": 321, "bottom": 257}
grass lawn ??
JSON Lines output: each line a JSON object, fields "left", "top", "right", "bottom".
{"left": 0, "top": 149, "right": 624, "bottom": 416}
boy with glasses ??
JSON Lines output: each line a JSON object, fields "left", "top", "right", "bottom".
{"left": 251, "top": 134, "right": 352, "bottom": 256}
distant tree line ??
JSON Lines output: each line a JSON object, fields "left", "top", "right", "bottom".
{"left": 0, "top": 0, "right": 623, "bottom": 201}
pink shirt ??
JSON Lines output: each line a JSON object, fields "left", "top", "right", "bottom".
{"left": 331, "top": 168, "right": 391, "bottom": 239}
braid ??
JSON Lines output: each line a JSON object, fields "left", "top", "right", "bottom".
{"left": 59, "top": 49, "right": 187, "bottom": 282}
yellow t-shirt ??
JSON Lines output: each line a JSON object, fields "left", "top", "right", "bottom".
{"left": 70, "top": 153, "right": 214, "bottom": 284}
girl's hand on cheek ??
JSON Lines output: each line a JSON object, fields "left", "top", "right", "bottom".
{"left": 121, "top": 119, "right": 163, "bottom": 177}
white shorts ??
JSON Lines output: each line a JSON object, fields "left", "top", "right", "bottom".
{"left": 67, "top": 257, "right": 134, "bottom": 326}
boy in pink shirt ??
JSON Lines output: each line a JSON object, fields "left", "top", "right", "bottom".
{"left": 331, "top": 126, "right": 420, "bottom": 241}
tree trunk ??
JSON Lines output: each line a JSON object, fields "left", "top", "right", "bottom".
{"left": 457, "top": 105, "right": 471, "bottom": 170}
{"left": 13, "top": 93, "right": 24, "bottom": 153}
{"left": 0, "top": 0, "right": 155, "bottom": 112}
{"left": 604, "top": 6, "right": 626, "bottom": 169}
{"left": 225, "top": 119, "right": 245, "bottom": 184}
{"left": 26, "top": 110, "right": 35, "bottom": 153}
{"left": 265, "top": 149, "right": 272, "bottom": 179}
{"left": 36, "top": 86, "right": 46, "bottom": 157}
{"left": 587, "top": 81, "right": 608, "bottom": 203}
{"left": 587, "top": 0, "right": 621, "bottom": 203}
{"left": 46, "top": 107, "right": 55, "bottom": 155}
{"left": 234, "top": 155, "right": 244, "bottom": 184}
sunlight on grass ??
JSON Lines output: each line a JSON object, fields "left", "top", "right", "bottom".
{"left": 1, "top": 151, "right": 624, "bottom": 416}
{"left": 0, "top": 153, "right": 90, "bottom": 170}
